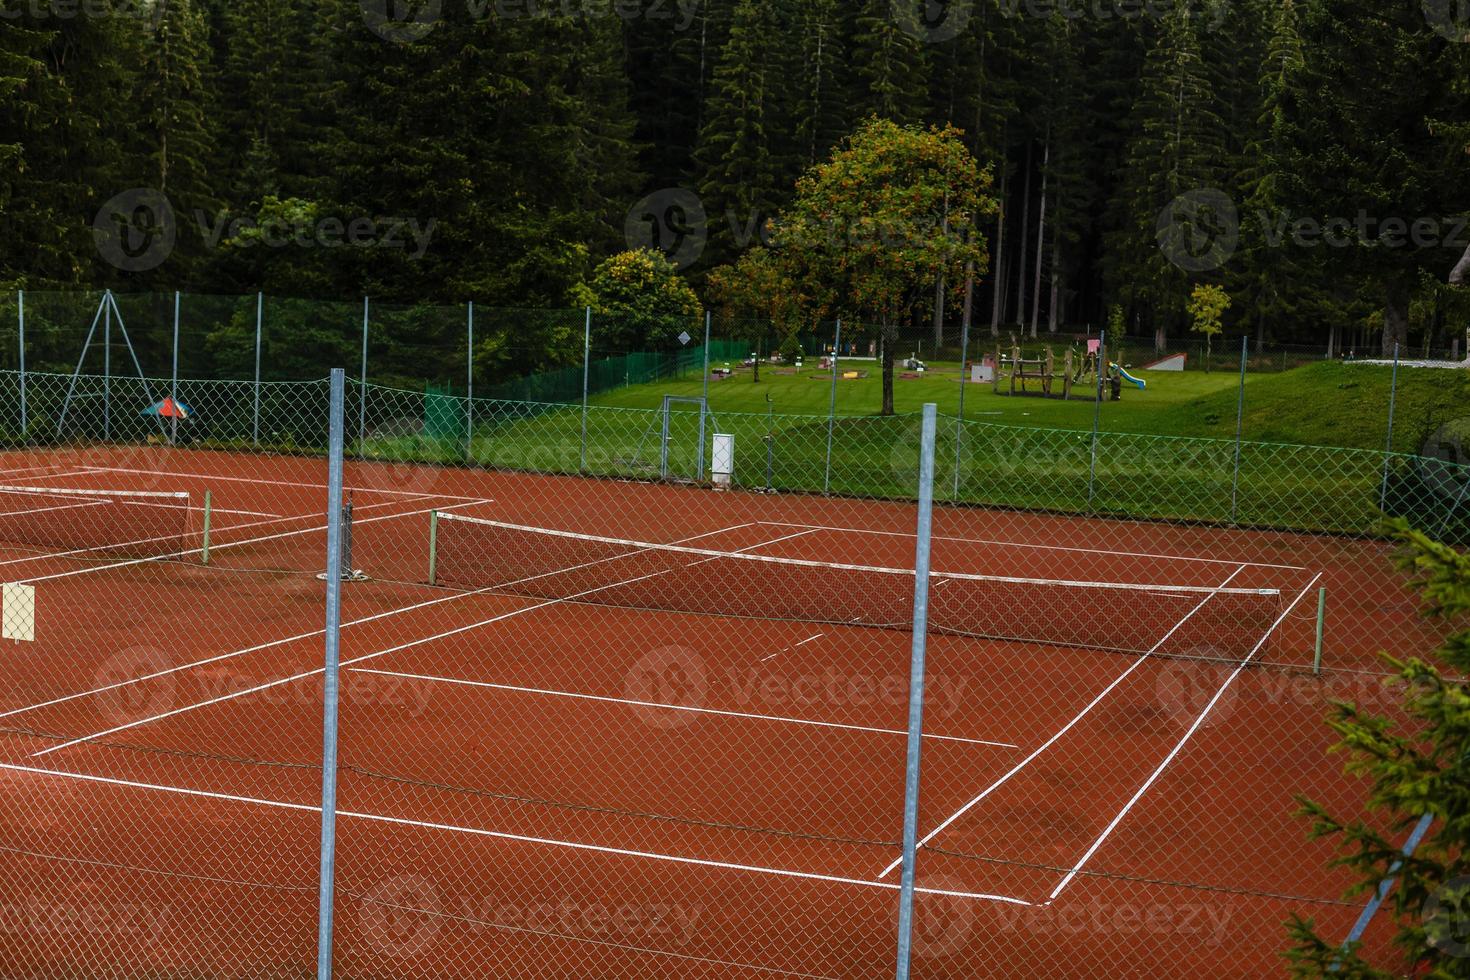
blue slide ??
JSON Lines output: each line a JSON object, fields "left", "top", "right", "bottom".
{"left": 1111, "top": 363, "right": 1147, "bottom": 390}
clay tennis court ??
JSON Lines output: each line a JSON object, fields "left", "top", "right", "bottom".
{"left": 0, "top": 445, "right": 1419, "bottom": 977}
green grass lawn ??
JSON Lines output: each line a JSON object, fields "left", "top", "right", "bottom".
{"left": 590, "top": 358, "right": 1470, "bottom": 453}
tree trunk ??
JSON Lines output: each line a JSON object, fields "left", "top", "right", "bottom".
{"left": 1013, "top": 142, "right": 1033, "bottom": 329}
{"left": 989, "top": 159, "right": 1008, "bottom": 337}
{"left": 1030, "top": 129, "right": 1050, "bottom": 339}
{"left": 1047, "top": 227, "right": 1062, "bottom": 333}
{"left": 881, "top": 321, "right": 896, "bottom": 416}
{"left": 1382, "top": 281, "right": 1410, "bottom": 356}
{"left": 1326, "top": 323, "right": 1338, "bottom": 360}
{"left": 1451, "top": 241, "right": 1470, "bottom": 287}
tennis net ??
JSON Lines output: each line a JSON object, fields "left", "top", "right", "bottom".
{"left": 0, "top": 485, "right": 196, "bottom": 559}
{"left": 428, "top": 515, "right": 1286, "bottom": 662}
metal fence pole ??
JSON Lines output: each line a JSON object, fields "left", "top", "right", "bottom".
{"left": 316, "top": 368, "right": 346, "bottom": 980}
{"left": 170, "top": 291, "right": 180, "bottom": 446}
{"left": 700, "top": 311, "right": 712, "bottom": 480}
{"left": 895, "top": 402, "right": 938, "bottom": 980}
{"left": 103, "top": 291, "right": 112, "bottom": 441}
{"left": 466, "top": 301, "right": 475, "bottom": 460}
{"left": 253, "top": 292, "right": 263, "bottom": 447}
{"left": 1087, "top": 330, "right": 1105, "bottom": 509}
{"left": 1230, "top": 337, "right": 1248, "bottom": 523}
{"left": 1379, "top": 344, "right": 1400, "bottom": 512}
{"left": 824, "top": 320, "right": 842, "bottom": 493}
{"left": 580, "top": 307, "right": 591, "bottom": 472}
{"left": 17, "top": 290, "right": 25, "bottom": 438}
{"left": 358, "top": 297, "right": 369, "bottom": 453}
{"left": 952, "top": 314, "right": 971, "bottom": 500}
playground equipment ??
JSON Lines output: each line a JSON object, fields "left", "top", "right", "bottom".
{"left": 990, "top": 337, "right": 1148, "bottom": 401}
{"left": 1113, "top": 364, "right": 1147, "bottom": 390}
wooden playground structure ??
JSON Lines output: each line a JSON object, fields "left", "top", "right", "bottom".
{"left": 990, "top": 339, "right": 1116, "bottom": 400}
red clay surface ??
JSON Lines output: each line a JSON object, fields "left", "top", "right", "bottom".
{"left": 0, "top": 445, "right": 1432, "bottom": 978}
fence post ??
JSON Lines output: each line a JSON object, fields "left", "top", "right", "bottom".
{"left": 1087, "top": 330, "right": 1105, "bottom": 510}
{"left": 170, "top": 291, "right": 180, "bottom": 446}
{"left": 700, "top": 311, "right": 712, "bottom": 480}
{"left": 466, "top": 301, "right": 474, "bottom": 461}
{"left": 580, "top": 307, "right": 591, "bottom": 472}
{"left": 824, "top": 320, "right": 842, "bottom": 493}
{"left": 358, "top": 297, "right": 369, "bottom": 453}
{"left": 952, "top": 313, "right": 971, "bottom": 500}
{"left": 316, "top": 367, "right": 346, "bottom": 980}
{"left": 16, "top": 290, "right": 25, "bottom": 439}
{"left": 1230, "top": 337, "right": 1248, "bottom": 523}
{"left": 895, "top": 402, "right": 938, "bottom": 980}
{"left": 1379, "top": 344, "right": 1400, "bottom": 512}
{"left": 253, "top": 292, "right": 263, "bottom": 447}
{"left": 103, "top": 290, "right": 112, "bottom": 441}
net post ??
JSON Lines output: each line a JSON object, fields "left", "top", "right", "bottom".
{"left": 895, "top": 402, "right": 938, "bottom": 980}
{"left": 253, "top": 292, "right": 263, "bottom": 448}
{"left": 201, "top": 490, "right": 212, "bottom": 566}
{"left": 1313, "top": 587, "right": 1327, "bottom": 676}
{"left": 17, "top": 289, "right": 25, "bottom": 439}
{"left": 427, "top": 510, "right": 439, "bottom": 586}
{"left": 1230, "top": 336, "right": 1248, "bottom": 523}
{"left": 317, "top": 367, "right": 346, "bottom": 980}
{"left": 1378, "top": 344, "right": 1399, "bottom": 512}
{"left": 580, "top": 307, "right": 591, "bottom": 473}
{"left": 824, "top": 319, "right": 841, "bottom": 493}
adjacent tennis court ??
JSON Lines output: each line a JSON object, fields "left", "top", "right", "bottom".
{"left": 0, "top": 440, "right": 1422, "bottom": 977}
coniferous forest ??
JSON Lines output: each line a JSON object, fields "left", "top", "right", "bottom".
{"left": 2, "top": 0, "right": 1469, "bottom": 360}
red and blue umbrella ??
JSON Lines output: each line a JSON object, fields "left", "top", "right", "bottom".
{"left": 142, "top": 398, "right": 193, "bottom": 419}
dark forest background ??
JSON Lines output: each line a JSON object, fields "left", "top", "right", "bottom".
{"left": 2, "top": 0, "right": 1469, "bottom": 361}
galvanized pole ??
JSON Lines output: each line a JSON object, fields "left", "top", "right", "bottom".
{"left": 316, "top": 368, "right": 347, "bottom": 980}
{"left": 1087, "top": 331, "right": 1105, "bottom": 509}
{"left": 358, "top": 297, "right": 369, "bottom": 453}
{"left": 894, "top": 402, "right": 938, "bottom": 980}
{"left": 1378, "top": 344, "right": 1400, "bottom": 512}
{"left": 580, "top": 307, "right": 591, "bottom": 472}
{"left": 170, "top": 291, "right": 180, "bottom": 446}
{"left": 823, "top": 320, "right": 842, "bottom": 493}
{"left": 700, "top": 310, "right": 712, "bottom": 480}
{"left": 466, "top": 301, "right": 475, "bottom": 460}
{"left": 103, "top": 291, "right": 112, "bottom": 441}
{"left": 1230, "top": 337, "right": 1248, "bottom": 523}
{"left": 16, "top": 290, "right": 25, "bottom": 439}
{"left": 253, "top": 292, "right": 263, "bottom": 447}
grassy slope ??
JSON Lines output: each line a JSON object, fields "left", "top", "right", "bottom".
{"left": 589, "top": 359, "right": 1470, "bottom": 452}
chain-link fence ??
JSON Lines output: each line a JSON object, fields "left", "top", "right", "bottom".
{"left": 0, "top": 296, "right": 1467, "bottom": 976}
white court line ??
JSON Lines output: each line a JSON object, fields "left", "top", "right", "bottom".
{"left": 0, "top": 521, "right": 758, "bottom": 722}
{"left": 760, "top": 632, "right": 825, "bottom": 663}
{"left": 0, "top": 761, "right": 1031, "bottom": 907}
{"left": 30, "top": 522, "right": 784, "bottom": 753}
{"left": 92, "top": 464, "right": 493, "bottom": 502}
{"left": 354, "top": 668, "right": 1017, "bottom": 749}
{"left": 874, "top": 564, "right": 1250, "bottom": 879}
{"left": 758, "top": 520, "right": 1310, "bottom": 572}
{"left": 1043, "top": 572, "right": 1325, "bottom": 903}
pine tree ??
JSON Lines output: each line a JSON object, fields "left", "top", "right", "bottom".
{"left": 847, "top": 0, "right": 926, "bottom": 124}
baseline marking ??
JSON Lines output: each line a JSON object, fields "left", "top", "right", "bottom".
{"left": 352, "top": 667, "right": 1017, "bottom": 749}
{"left": 92, "top": 464, "right": 492, "bottom": 502}
{"left": 0, "top": 761, "right": 1032, "bottom": 906}
{"left": 1044, "top": 572, "right": 1325, "bottom": 903}
{"left": 875, "top": 564, "right": 1250, "bottom": 879}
